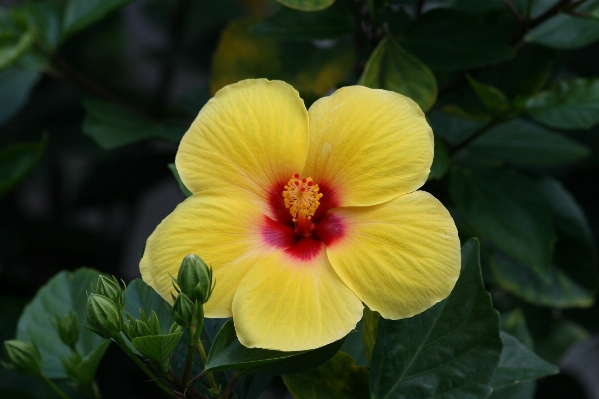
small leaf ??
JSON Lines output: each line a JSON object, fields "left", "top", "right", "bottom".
{"left": 463, "top": 119, "right": 591, "bottom": 167}
{"left": 359, "top": 37, "right": 437, "bottom": 111}
{"left": 450, "top": 168, "right": 557, "bottom": 281}
{"left": 400, "top": 9, "right": 515, "bottom": 71}
{"left": 252, "top": 1, "right": 355, "bottom": 41}
{"left": 428, "top": 135, "right": 449, "bottom": 180}
{"left": 524, "top": 78, "right": 599, "bottom": 130}
{"left": 205, "top": 319, "right": 345, "bottom": 375}
{"left": 369, "top": 239, "right": 503, "bottom": 399}
{"left": 283, "top": 352, "right": 369, "bottom": 399}
{"left": 466, "top": 75, "right": 510, "bottom": 114}
{"left": 491, "top": 332, "right": 558, "bottom": 389}
{"left": 168, "top": 163, "right": 192, "bottom": 197}
{"left": 124, "top": 279, "right": 175, "bottom": 336}
{"left": 276, "top": 0, "right": 335, "bottom": 11}
{"left": 82, "top": 99, "right": 185, "bottom": 150}
{"left": 132, "top": 332, "right": 184, "bottom": 368}
{"left": 0, "top": 137, "right": 46, "bottom": 198}
{"left": 16, "top": 269, "right": 108, "bottom": 379}
{"left": 62, "top": 0, "right": 134, "bottom": 37}
{"left": 68, "top": 340, "right": 110, "bottom": 385}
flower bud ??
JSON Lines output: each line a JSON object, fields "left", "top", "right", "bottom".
{"left": 172, "top": 293, "right": 196, "bottom": 328}
{"left": 53, "top": 311, "right": 80, "bottom": 349}
{"left": 177, "top": 254, "right": 214, "bottom": 304}
{"left": 93, "top": 276, "right": 124, "bottom": 309}
{"left": 2, "top": 340, "right": 42, "bottom": 376}
{"left": 86, "top": 294, "right": 122, "bottom": 339}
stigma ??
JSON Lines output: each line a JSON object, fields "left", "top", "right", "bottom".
{"left": 282, "top": 173, "right": 323, "bottom": 222}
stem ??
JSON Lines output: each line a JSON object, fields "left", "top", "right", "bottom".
{"left": 114, "top": 336, "right": 174, "bottom": 397}
{"left": 502, "top": 0, "right": 525, "bottom": 23}
{"left": 197, "top": 341, "right": 218, "bottom": 391}
{"left": 181, "top": 326, "right": 199, "bottom": 387}
{"left": 40, "top": 375, "right": 71, "bottom": 399}
{"left": 222, "top": 374, "right": 239, "bottom": 399}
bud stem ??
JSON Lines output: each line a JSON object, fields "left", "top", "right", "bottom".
{"left": 113, "top": 335, "right": 174, "bottom": 397}
{"left": 181, "top": 324, "right": 203, "bottom": 388}
{"left": 197, "top": 341, "right": 218, "bottom": 391}
{"left": 40, "top": 374, "right": 71, "bottom": 399}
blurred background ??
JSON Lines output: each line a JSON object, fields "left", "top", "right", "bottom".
{"left": 0, "top": 0, "right": 598, "bottom": 398}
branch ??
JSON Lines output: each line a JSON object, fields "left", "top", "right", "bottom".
{"left": 502, "top": 0, "right": 525, "bottom": 23}
{"left": 222, "top": 374, "right": 239, "bottom": 399}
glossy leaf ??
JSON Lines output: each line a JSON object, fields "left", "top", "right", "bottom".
{"left": 0, "top": 66, "right": 41, "bottom": 124}
{"left": 429, "top": 135, "right": 449, "bottom": 180}
{"left": 450, "top": 168, "right": 556, "bottom": 281}
{"left": 252, "top": 1, "right": 355, "bottom": 41}
{"left": 466, "top": 75, "right": 510, "bottom": 114}
{"left": 524, "top": 78, "right": 599, "bottom": 130}
{"left": 62, "top": 0, "right": 134, "bottom": 37}
{"left": 283, "top": 352, "right": 369, "bottom": 399}
{"left": 276, "top": 0, "right": 335, "bottom": 11}
{"left": 0, "top": 137, "right": 46, "bottom": 198}
{"left": 491, "top": 332, "right": 558, "bottom": 389}
{"left": 526, "top": 14, "right": 599, "bottom": 49}
{"left": 82, "top": 99, "right": 185, "bottom": 150}
{"left": 464, "top": 119, "right": 591, "bottom": 167}
{"left": 205, "top": 319, "right": 345, "bottom": 375}
{"left": 359, "top": 37, "right": 437, "bottom": 111}
{"left": 124, "top": 279, "right": 175, "bottom": 335}
{"left": 168, "top": 163, "right": 192, "bottom": 197}
{"left": 400, "top": 9, "right": 514, "bottom": 71}
{"left": 211, "top": 18, "right": 354, "bottom": 102}
{"left": 427, "top": 108, "right": 486, "bottom": 145}
{"left": 16, "top": 269, "right": 108, "bottom": 379}
{"left": 132, "top": 332, "right": 184, "bottom": 368}
{"left": 370, "top": 239, "right": 503, "bottom": 399}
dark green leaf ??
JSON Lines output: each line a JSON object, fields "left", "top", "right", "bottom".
{"left": 427, "top": 108, "right": 486, "bottom": 145}
{"left": 69, "top": 339, "right": 110, "bottom": 385}
{"left": 205, "top": 319, "right": 345, "bottom": 375}
{"left": 500, "top": 309, "right": 533, "bottom": 349}
{"left": 526, "top": 14, "right": 599, "bottom": 49}
{"left": 524, "top": 78, "right": 599, "bottom": 130}
{"left": 535, "top": 319, "right": 589, "bottom": 363}
{"left": 361, "top": 307, "right": 379, "bottom": 365}
{"left": 0, "top": 32, "right": 34, "bottom": 70}
{"left": 400, "top": 9, "right": 515, "bottom": 71}
{"left": 442, "top": 0, "right": 504, "bottom": 14}
{"left": 283, "top": 352, "right": 369, "bottom": 399}
{"left": 0, "top": 66, "right": 41, "bottom": 124}
{"left": 252, "top": 2, "right": 355, "bottom": 41}
{"left": 276, "top": 0, "right": 335, "bottom": 11}
{"left": 233, "top": 374, "right": 273, "bottom": 399}
{"left": 132, "top": 332, "right": 184, "bottom": 367}
{"left": 466, "top": 75, "right": 510, "bottom": 114}
{"left": 62, "top": 0, "right": 134, "bottom": 37}
{"left": 464, "top": 119, "right": 591, "bottom": 167}
{"left": 82, "top": 99, "right": 185, "bottom": 150}
{"left": 491, "top": 332, "right": 558, "bottom": 389}
{"left": 450, "top": 168, "right": 556, "bottom": 280}
{"left": 340, "top": 324, "right": 367, "bottom": 368}
{"left": 359, "top": 37, "right": 437, "bottom": 111}
{"left": 488, "top": 379, "right": 535, "bottom": 399}
{"left": 16, "top": 268, "right": 108, "bottom": 379}
{"left": 429, "top": 135, "right": 449, "bottom": 180}
{"left": 168, "top": 163, "right": 192, "bottom": 197}
{"left": 0, "top": 137, "right": 46, "bottom": 198}
{"left": 370, "top": 239, "right": 503, "bottom": 399}
{"left": 124, "top": 279, "right": 175, "bottom": 335}
{"left": 25, "top": 1, "right": 62, "bottom": 52}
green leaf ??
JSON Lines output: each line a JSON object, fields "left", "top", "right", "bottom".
{"left": 535, "top": 319, "right": 589, "bottom": 363}
{"left": 211, "top": 18, "right": 354, "bottom": 103}
{"left": 24, "top": 1, "right": 62, "bottom": 52}
{"left": 500, "top": 309, "right": 533, "bottom": 349}
{"left": 67, "top": 339, "right": 110, "bottom": 385}
{"left": 124, "top": 279, "right": 175, "bottom": 335}
{"left": 400, "top": 9, "right": 515, "bottom": 71}
{"left": 524, "top": 78, "right": 599, "bottom": 130}
{"left": 0, "top": 137, "right": 46, "bottom": 198}
{"left": 427, "top": 108, "right": 486, "bottom": 145}
{"left": 0, "top": 66, "right": 41, "bottom": 124}
{"left": 0, "top": 31, "right": 34, "bottom": 70}
{"left": 252, "top": 1, "right": 355, "bottom": 41}
{"left": 16, "top": 268, "right": 109, "bottom": 379}
{"left": 526, "top": 14, "right": 599, "bottom": 49}
{"left": 276, "top": 0, "right": 335, "bottom": 11}
{"left": 466, "top": 75, "right": 510, "bottom": 114}
{"left": 62, "top": 0, "right": 134, "bottom": 37}
{"left": 82, "top": 99, "right": 185, "bottom": 150}
{"left": 132, "top": 332, "right": 184, "bottom": 368}
{"left": 340, "top": 324, "right": 367, "bottom": 368}
{"left": 491, "top": 332, "right": 558, "bottom": 389}
{"left": 361, "top": 307, "right": 379, "bottom": 365}
{"left": 370, "top": 239, "right": 503, "bottom": 399}
{"left": 283, "top": 352, "right": 369, "bottom": 399}
{"left": 205, "top": 319, "right": 345, "bottom": 375}
{"left": 168, "top": 163, "right": 192, "bottom": 197}
{"left": 488, "top": 382, "right": 535, "bottom": 399}
{"left": 428, "top": 135, "right": 449, "bottom": 180}
{"left": 358, "top": 37, "right": 437, "bottom": 111}
{"left": 233, "top": 374, "right": 273, "bottom": 399}
{"left": 450, "top": 168, "right": 557, "bottom": 281}
{"left": 463, "top": 119, "right": 591, "bottom": 167}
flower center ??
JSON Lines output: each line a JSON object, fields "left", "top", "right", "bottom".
{"left": 282, "top": 173, "right": 323, "bottom": 223}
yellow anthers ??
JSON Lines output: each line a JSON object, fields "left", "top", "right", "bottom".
{"left": 283, "top": 174, "right": 323, "bottom": 222}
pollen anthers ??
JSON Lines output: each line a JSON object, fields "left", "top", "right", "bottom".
{"left": 283, "top": 173, "right": 323, "bottom": 222}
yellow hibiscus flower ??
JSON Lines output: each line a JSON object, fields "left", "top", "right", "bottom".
{"left": 140, "top": 79, "right": 460, "bottom": 352}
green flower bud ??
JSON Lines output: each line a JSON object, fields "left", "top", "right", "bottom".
{"left": 2, "top": 340, "right": 42, "bottom": 376}
{"left": 53, "top": 311, "right": 80, "bottom": 349}
{"left": 172, "top": 293, "right": 196, "bottom": 328}
{"left": 93, "top": 276, "right": 124, "bottom": 309}
{"left": 177, "top": 254, "right": 214, "bottom": 304}
{"left": 86, "top": 294, "right": 122, "bottom": 339}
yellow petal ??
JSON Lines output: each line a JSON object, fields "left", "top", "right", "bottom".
{"left": 176, "top": 79, "right": 309, "bottom": 216}
{"left": 304, "top": 86, "right": 433, "bottom": 207}
{"left": 232, "top": 242, "right": 364, "bottom": 351}
{"left": 140, "top": 191, "right": 275, "bottom": 317}
{"left": 325, "top": 191, "right": 460, "bottom": 319}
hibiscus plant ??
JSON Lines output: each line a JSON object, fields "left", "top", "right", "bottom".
{"left": 0, "top": 1, "right": 598, "bottom": 399}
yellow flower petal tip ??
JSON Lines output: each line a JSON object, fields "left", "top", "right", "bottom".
{"left": 140, "top": 79, "right": 460, "bottom": 351}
